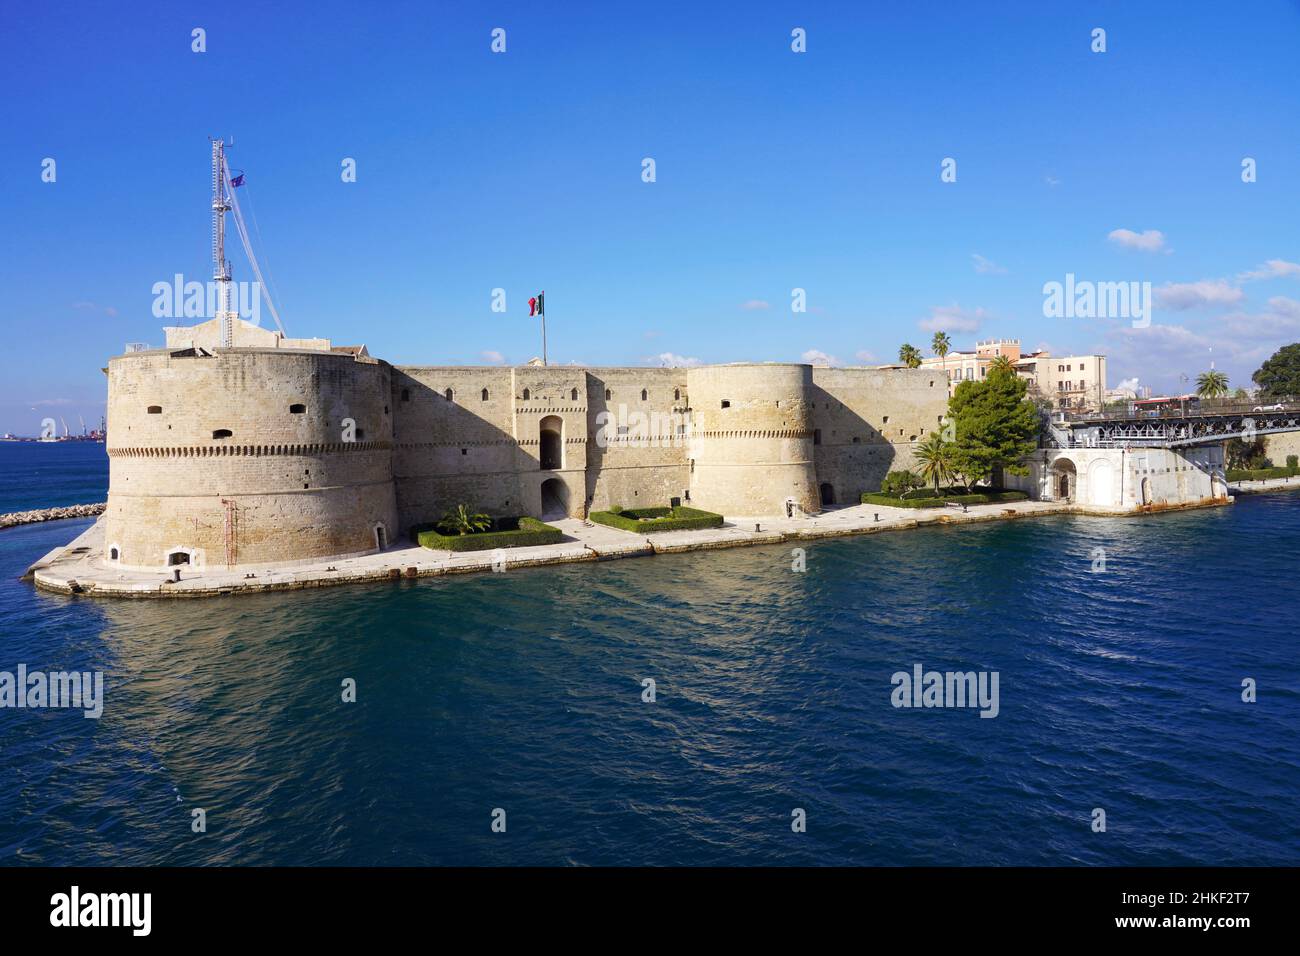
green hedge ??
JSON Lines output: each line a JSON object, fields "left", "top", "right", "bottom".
{"left": 862, "top": 489, "right": 1030, "bottom": 508}
{"left": 862, "top": 492, "right": 947, "bottom": 509}
{"left": 589, "top": 505, "right": 724, "bottom": 533}
{"left": 1227, "top": 466, "right": 1300, "bottom": 482}
{"left": 413, "top": 516, "right": 563, "bottom": 552}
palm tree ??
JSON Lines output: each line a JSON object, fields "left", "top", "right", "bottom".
{"left": 1196, "top": 369, "right": 1229, "bottom": 399}
{"left": 935, "top": 329, "right": 956, "bottom": 390}
{"left": 931, "top": 331, "right": 951, "bottom": 375}
{"left": 988, "top": 355, "right": 1015, "bottom": 377}
{"left": 914, "top": 432, "right": 956, "bottom": 493}
{"left": 437, "top": 504, "right": 492, "bottom": 536}
{"left": 898, "top": 343, "right": 923, "bottom": 369}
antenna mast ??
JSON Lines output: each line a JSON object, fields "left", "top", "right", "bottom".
{"left": 211, "top": 139, "right": 234, "bottom": 347}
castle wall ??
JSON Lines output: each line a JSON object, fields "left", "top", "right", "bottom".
{"left": 1264, "top": 431, "right": 1300, "bottom": 467}
{"left": 583, "top": 368, "right": 690, "bottom": 512}
{"left": 685, "top": 364, "right": 819, "bottom": 515}
{"left": 810, "top": 367, "right": 948, "bottom": 503}
{"left": 105, "top": 347, "right": 961, "bottom": 566}
{"left": 391, "top": 367, "right": 533, "bottom": 531}
{"left": 104, "top": 348, "right": 397, "bottom": 569}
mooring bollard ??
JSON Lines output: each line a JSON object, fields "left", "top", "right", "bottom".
{"left": 874, "top": 513, "right": 879, "bottom": 522}
{"left": 172, "top": 568, "right": 181, "bottom": 583}
{"left": 754, "top": 523, "right": 761, "bottom": 532}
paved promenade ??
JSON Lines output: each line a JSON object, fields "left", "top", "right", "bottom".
{"left": 1229, "top": 474, "right": 1300, "bottom": 494}
{"left": 24, "top": 496, "right": 1221, "bottom": 599}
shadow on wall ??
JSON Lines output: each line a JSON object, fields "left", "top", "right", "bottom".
{"left": 808, "top": 385, "right": 897, "bottom": 502}
{"left": 390, "top": 371, "right": 550, "bottom": 534}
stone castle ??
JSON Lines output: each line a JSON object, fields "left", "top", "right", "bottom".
{"left": 102, "top": 318, "right": 948, "bottom": 571}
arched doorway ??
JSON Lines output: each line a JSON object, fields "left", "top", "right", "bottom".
{"left": 1140, "top": 476, "right": 1153, "bottom": 506}
{"left": 540, "top": 477, "right": 568, "bottom": 519}
{"left": 1051, "top": 458, "right": 1077, "bottom": 502}
{"left": 819, "top": 482, "right": 835, "bottom": 507}
{"left": 1088, "top": 459, "right": 1116, "bottom": 508}
{"left": 1211, "top": 472, "right": 1227, "bottom": 499}
{"left": 539, "top": 415, "right": 563, "bottom": 470}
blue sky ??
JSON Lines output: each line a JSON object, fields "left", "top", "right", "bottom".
{"left": 2, "top": 0, "right": 1299, "bottom": 434}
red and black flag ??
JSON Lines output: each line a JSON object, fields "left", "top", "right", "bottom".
{"left": 529, "top": 291, "right": 545, "bottom": 317}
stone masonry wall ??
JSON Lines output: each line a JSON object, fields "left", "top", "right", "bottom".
{"left": 810, "top": 367, "right": 948, "bottom": 503}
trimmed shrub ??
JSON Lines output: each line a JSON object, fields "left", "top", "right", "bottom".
{"left": 589, "top": 505, "right": 724, "bottom": 533}
{"left": 862, "top": 489, "right": 1029, "bottom": 508}
{"left": 1289, "top": 455, "right": 1299, "bottom": 469}
{"left": 1227, "top": 466, "right": 1300, "bottom": 482}
{"left": 413, "top": 516, "right": 563, "bottom": 552}
{"left": 861, "top": 493, "right": 946, "bottom": 509}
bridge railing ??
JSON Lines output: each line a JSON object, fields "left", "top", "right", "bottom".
{"left": 1060, "top": 396, "right": 1298, "bottom": 424}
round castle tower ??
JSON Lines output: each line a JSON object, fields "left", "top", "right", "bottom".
{"left": 103, "top": 348, "right": 397, "bottom": 571}
{"left": 685, "top": 363, "right": 820, "bottom": 515}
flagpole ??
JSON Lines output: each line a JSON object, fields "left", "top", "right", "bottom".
{"left": 541, "top": 291, "right": 547, "bottom": 366}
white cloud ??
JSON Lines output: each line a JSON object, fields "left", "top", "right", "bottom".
{"left": 801, "top": 349, "right": 839, "bottom": 366}
{"left": 971, "top": 253, "right": 1007, "bottom": 275}
{"left": 919, "top": 303, "right": 985, "bottom": 333}
{"left": 1108, "top": 228, "right": 1167, "bottom": 253}
{"left": 1220, "top": 296, "right": 1300, "bottom": 339}
{"left": 71, "top": 300, "right": 118, "bottom": 318}
{"left": 646, "top": 352, "right": 702, "bottom": 367}
{"left": 1237, "top": 259, "right": 1300, "bottom": 282}
{"left": 1154, "top": 279, "right": 1245, "bottom": 311}
{"left": 740, "top": 299, "right": 771, "bottom": 311}
{"left": 480, "top": 350, "right": 506, "bottom": 364}
{"left": 1105, "top": 322, "right": 1274, "bottom": 396}
{"left": 854, "top": 349, "right": 877, "bottom": 364}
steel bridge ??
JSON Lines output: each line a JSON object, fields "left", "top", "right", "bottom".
{"left": 1048, "top": 400, "right": 1300, "bottom": 449}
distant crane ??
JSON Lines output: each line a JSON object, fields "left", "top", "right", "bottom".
{"left": 211, "top": 139, "right": 234, "bottom": 347}
{"left": 209, "top": 138, "right": 286, "bottom": 347}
